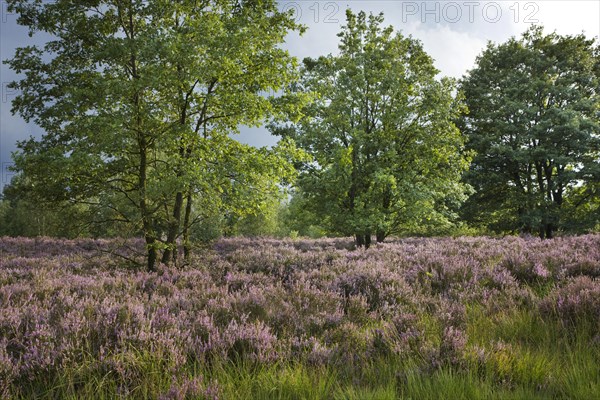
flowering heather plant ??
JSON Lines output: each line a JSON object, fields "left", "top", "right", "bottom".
{"left": 439, "top": 326, "right": 468, "bottom": 367}
{"left": 540, "top": 276, "right": 600, "bottom": 326}
{"left": 1, "top": 235, "right": 600, "bottom": 397}
{"left": 158, "top": 375, "right": 219, "bottom": 400}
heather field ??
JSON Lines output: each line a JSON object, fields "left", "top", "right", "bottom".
{"left": 1, "top": 236, "right": 600, "bottom": 399}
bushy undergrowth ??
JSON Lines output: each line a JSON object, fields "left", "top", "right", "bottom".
{"left": 1, "top": 235, "right": 599, "bottom": 399}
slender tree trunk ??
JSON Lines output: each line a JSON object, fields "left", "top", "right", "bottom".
{"left": 127, "top": 5, "right": 157, "bottom": 272}
{"left": 517, "top": 206, "right": 531, "bottom": 234}
{"left": 162, "top": 53, "right": 195, "bottom": 266}
{"left": 161, "top": 190, "right": 183, "bottom": 265}
{"left": 355, "top": 234, "right": 364, "bottom": 248}
{"left": 364, "top": 232, "right": 371, "bottom": 249}
{"left": 132, "top": 73, "right": 156, "bottom": 271}
{"left": 183, "top": 191, "right": 193, "bottom": 262}
{"left": 545, "top": 224, "right": 553, "bottom": 239}
{"left": 162, "top": 62, "right": 191, "bottom": 265}
{"left": 547, "top": 183, "right": 563, "bottom": 240}
{"left": 377, "top": 186, "right": 390, "bottom": 243}
{"left": 139, "top": 136, "right": 157, "bottom": 272}
{"left": 146, "top": 238, "right": 157, "bottom": 271}
{"left": 538, "top": 222, "right": 554, "bottom": 239}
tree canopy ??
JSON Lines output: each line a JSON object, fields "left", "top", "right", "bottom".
{"left": 460, "top": 26, "right": 600, "bottom": 238}
{"left": 5, "top": 0, "right": 306, "bottom": 270}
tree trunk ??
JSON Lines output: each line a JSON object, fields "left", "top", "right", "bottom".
{"left": 517, "top": 206, "right": 532, "bottom": 235}
{"left": 163, "top": 57, "right": 194, "bottom": 266}
{"left": 545, "top": 224, "right": 553, "bottom": 239}
{"left": 183, "top": 191, "right": 193, "bottom": 262}
{"left": 161, "top": 190, "right": 183, "bottom": 265}
{"left": 377, "top": 185, "right": 390, "bottom": 244}
{"left": 139, "top": 138, "right": 157, "bottom": 272}
{"left": 538, "top": 222, "right": 554, "bottom": 240}
{"left": 355, "top": 234, "right": 365, "bottom": 248}
{"left": 146, "top": 238, "right": 157, "bottom": 272}
{"left": 364, "top": 232, "right": 371, "bottom": 249}
{"left": 128, "top": 14, "right": 156, "bottom": 272}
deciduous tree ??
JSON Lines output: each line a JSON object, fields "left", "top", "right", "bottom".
{"left": 460, "top": 26, "right": 600, "bottom": 238}
{"left": 5, "top": 0, "right": 305, "bottom": 270}
{"left": 272, "top": 10, "right": 469, "bottom": 246}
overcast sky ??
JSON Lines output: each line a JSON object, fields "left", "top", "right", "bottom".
{"left": 1, "top": 1, "right": 599, "bottom": 190}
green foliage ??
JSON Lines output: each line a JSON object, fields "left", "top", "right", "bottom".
{"left": 224, "top": 191, "right": 284, "bottom": 237}
{"left": 184, "top": 189, "right": 302, "bottom": 240}
{"left": 460, "top": 26, "right": 600, "bottom": 238}
{"left": 0, "top": 199, "right": 93, "bottom": 238}
{"left": 271, "top": 10, "right": 471, "bottom": 245}
{"left": 279, "top": 189, "right": 328, "bottom": 238}
{"left": 0, "top": 178, "right": 112, "bottom": 238}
